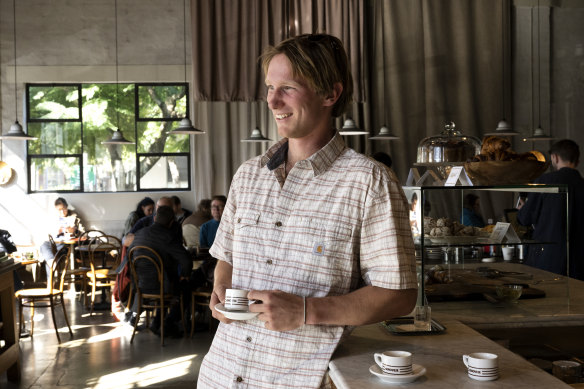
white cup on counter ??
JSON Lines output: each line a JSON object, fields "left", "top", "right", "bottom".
{"left": 374, "top": 351, "right": 413, "bottom": 375}
{"left": 463, "top": 352, "right": 499, "bottom": 381}
{"left": 502, "top": 246, "right": 514, "bottom": 261}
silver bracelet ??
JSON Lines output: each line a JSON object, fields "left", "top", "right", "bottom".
{"left": 303, "top": 296, "right": 306, "bottom": 324}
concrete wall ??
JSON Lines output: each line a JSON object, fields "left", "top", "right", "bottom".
{"left": 0, "top": 0, "right": 196, "bottom": 244}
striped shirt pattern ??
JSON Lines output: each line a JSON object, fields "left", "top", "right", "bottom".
{"left": 198, "top": 132, "right": 417, "bottom": 388}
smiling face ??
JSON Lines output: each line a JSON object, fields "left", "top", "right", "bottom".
{"left": 266, "top": 54, "right": 336, "bottom": 140}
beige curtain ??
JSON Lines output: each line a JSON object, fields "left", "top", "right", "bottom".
{"left": 190, "top": 0, "right": 508, "bottom": 202}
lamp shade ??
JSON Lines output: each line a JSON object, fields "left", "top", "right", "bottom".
{"left": 339, "top": 118, "right": 368, "bottom": 135}
{"left": 370, "top": 125, "right": 399, "bottom": 140}
{"left": 170, "top": 118, "right": 205, "bottom": 135}
{"left": 102, "top": 129, "right": 134, "bottom": 145}
{"left": 0, "top": 121, "right": 37, "bottom": 140}
{"left": 524, "top": 126, "right": 554, "bottom": 142}
{"left": 484, "top": 119, "right": 519, "bottom": 136}
{"left": 241, "top": 127, "right": 271, "bottom": 142}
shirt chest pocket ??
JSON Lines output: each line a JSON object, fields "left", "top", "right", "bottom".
{"left": 293, "top": 220, "right": 355, "bottom": 292}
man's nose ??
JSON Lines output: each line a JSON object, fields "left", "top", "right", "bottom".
{"left": 267, "top": 90, "right": 281, "bottom": 110}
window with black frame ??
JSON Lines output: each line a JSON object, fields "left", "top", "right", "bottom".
{"left": 25, "top": 82, "right": 191, "bottom": 193}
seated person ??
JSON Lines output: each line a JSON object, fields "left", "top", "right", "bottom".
{"left": 129, "top": 205, "right": 192, "bottom": 334}
{"left": 123, "top": 197, "right": 155, "bottom": 236}
{"left": 123, "top": 196, "right": 182, "bottom": 247}
{"left": 171, "top": 195, "right": 192, "bottom": 225}
{"left": 199, "top": 195, "right": 227, "bottom": 249}
{"left": 39, "top": 197, "right": 84, "bottom": 276}
{"left": 182, "top": 199, "right": 212, "bottom": 251}
{"left": 462, "top": 193, "right": 485, "bottom": 227}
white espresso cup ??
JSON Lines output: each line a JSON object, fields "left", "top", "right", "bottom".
{"left": 374, "top": 351, "right": 413, "bottom": 375}
{"left": 463, "top": 352, "right": 499, "bottom": 381}
{"left": 224, "top": 289, "right": 253, "bottom": 311}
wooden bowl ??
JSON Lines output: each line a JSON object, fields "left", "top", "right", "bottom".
{"left": 463, "top": 160, "right": 549, "bottom": 186}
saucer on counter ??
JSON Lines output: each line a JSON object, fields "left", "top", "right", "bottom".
{"left": 369, "top": 363, "right": 426, "bottom": 384}
{"left": 214, "top": 303, "right": 259, "bottom": 321}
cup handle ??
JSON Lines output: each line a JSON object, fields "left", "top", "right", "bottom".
{"left": 374, "top": 353, "right": 383, "bottom": 367}
{"left": 463, "top": 355, "right": 469, "bottom": 368}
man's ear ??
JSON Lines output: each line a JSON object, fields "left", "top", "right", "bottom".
{"left": 323, "top": 82, "right": 343, "bottom": 107}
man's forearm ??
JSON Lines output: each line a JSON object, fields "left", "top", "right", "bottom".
{"left": 214, "top": 260, "right": 233, "bottom": 290}
{"left": 306, "top": 286, "right": 417, "bottom": 326}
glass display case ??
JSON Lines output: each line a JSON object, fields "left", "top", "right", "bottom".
{"left": 402, "top": 184, "right": 570, "bottom": 311}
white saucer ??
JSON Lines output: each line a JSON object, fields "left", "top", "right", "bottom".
{"left": 369, "top": 364, "right": 426, "bottom": 384}
{"left": 214, "top": 303, "right": 259, "bottom": 321}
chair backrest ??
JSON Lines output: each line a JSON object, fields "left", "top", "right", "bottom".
{"left": 89, "top": 235, "right": 122, "bottom": 271}
{"left": 49, "top": 246, "right": 71, "bottom": 293}
{"left": 128, "top": 246, "right": 165, "bottom": 296}
{"left": 78, "top": 229, "right": 106, "bottom": 244}
{"left": 48, "top": 234, "right": 58, "bottom": 255}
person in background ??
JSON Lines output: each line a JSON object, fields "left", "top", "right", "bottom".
{"left": 461, "top": 193, "right": 485, "bottom": 227}
{"left": 123, "top": 197, "right": 155, "bottom": 236}
{"left": 182, "top": 199, "right": 212, "bottom": 251}
{"left": 39, "top": 197, "right": 84, "bottom": 276}
{"left": 517, "top": 139, "right": 584, "bottom": 280}
{"left": 198, "top": 195, "right": 226, "bottom": 249}
{"left": 123, "top": 196, "right": 182, "bottom": 247}
{"left": 197, "top": 33, "right": 417, "bottom": 388}
{"left": 129, "top": 205, "right": 192, "bottom": 336}
{"left": 171, "top": 195, "right": 192, "bottom": 225}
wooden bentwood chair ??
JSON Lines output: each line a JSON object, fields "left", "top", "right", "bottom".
{"left": 15, "top": 246, "right": 73, "bottom": 343}
{"left": 86, "top": 235, "right": 122, "bottom": 315}
{"left": 128, "top": 246, "right": 184, "bottom": 346}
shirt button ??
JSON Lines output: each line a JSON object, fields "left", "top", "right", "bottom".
{"left": 236, "top": 376, "right": 243, "bottom": 382}
{"left": 266, "top": 259, "right": 273, "bottom": 265}
{"left": 246, "top": 336, "right": 252, "bottom": 342}
{"left": 237, "top": 218, "right": 242, "bottom": 223}
{"left": 275, "top": 221, "right": 282, "bottom": 227}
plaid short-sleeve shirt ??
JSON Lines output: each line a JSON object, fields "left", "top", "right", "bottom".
{"left": 198, "top": 132, "right": 417, "bottom": 389}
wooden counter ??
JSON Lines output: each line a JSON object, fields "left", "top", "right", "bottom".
{"left": 0, "top": 263, "right": 21, "bottom": 382}
{"left": 328, "top": 320, "right": 571, "bottom": 388}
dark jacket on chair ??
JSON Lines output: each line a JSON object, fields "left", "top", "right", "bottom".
{"left": 130, "top": 222, "right": 192, "bottom": 294}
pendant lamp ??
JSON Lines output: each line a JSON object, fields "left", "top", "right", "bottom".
{"left": 242, "top": 103, "right": 271, "bottom": 142}
{"left": 102, "top": 0, "right": 134, "bottom": 145}
{"left": 484, "top": 1, "right": 518, "bottom": 137}
{"left": 525, "top": 0, "right": 553, "bottom": 142}
{"left": 0, "top": 0, "right": 36, "bottom": 141}
{"left": 170, "top": 0, "right": 205, "bottom": 135}
{"left": 370, "top": 1, "right": 399, "bottom": 141}
{"left": 339, "top": 117, "right": 368, "bottom": 136}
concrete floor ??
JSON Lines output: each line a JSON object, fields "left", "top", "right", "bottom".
{"left": 0, "top": 295, "right": 215, "bottom": 388}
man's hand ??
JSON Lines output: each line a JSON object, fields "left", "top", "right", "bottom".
{"left": 248, "top": 290, "right": 303, "bottom": 331}
{"left": 210, "top": 283, "right": 233, "bottom": 324}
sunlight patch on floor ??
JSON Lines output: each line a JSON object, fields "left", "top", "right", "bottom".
{"left": 88, "top": 355, "right": 197, "bottom": 388}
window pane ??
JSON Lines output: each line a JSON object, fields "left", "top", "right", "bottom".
{"left": 27, "top": 122, "right": 82, "bottom": 154}
{"left": 84, "top": 149, "right": 136, "bottom": 192}
{"left": 28, "top": 85, "right": 80, "bottom": 119}
{"left": 137, "top": 85, "right": 187, "bottom": 118}
{"left": 139, "top": 155, "right": 189, "bottom": 189}
{"left": 137, "top": 121, "right": 189, "bottom": 153}
{"left": 30, "top": 156, "right": 81, "bottom": 191}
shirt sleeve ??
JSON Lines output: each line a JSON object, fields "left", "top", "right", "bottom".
{"left": 359, "top": 167, "right": 418, "bottom": 290}
{"left": 209, "top": 172, "right": 239, "bottom": 265}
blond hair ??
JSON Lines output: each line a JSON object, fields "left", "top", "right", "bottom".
{"left": 261, "top": 34, "right": 353, "bottom": 118}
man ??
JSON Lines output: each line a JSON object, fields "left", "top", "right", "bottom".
{"left": 171, "top": 195, "right": 192, "bottom": 225}
{"left": 123, "top": 196, "right": 182, "bottom": 247}
{"left": 129, "top": 205, "right": 192, "bottom": 335}
{"left": 39, "top": 197, "right": 84, "bottom": 276}
{"left": 182, "top": 198, "right": 212, "bottom": 251}
{"left": 518, "top": 139, "right": 584, "bottom": 280}
{"left": 197, "top": 34, "right": 417, "bottom": 388}
{"left": 198, "top": 195, "right": 226, "bottom": 249}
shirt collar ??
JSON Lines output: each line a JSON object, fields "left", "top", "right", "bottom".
{"left": 261, "top": 131, "right": 346, "bottom": 177}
